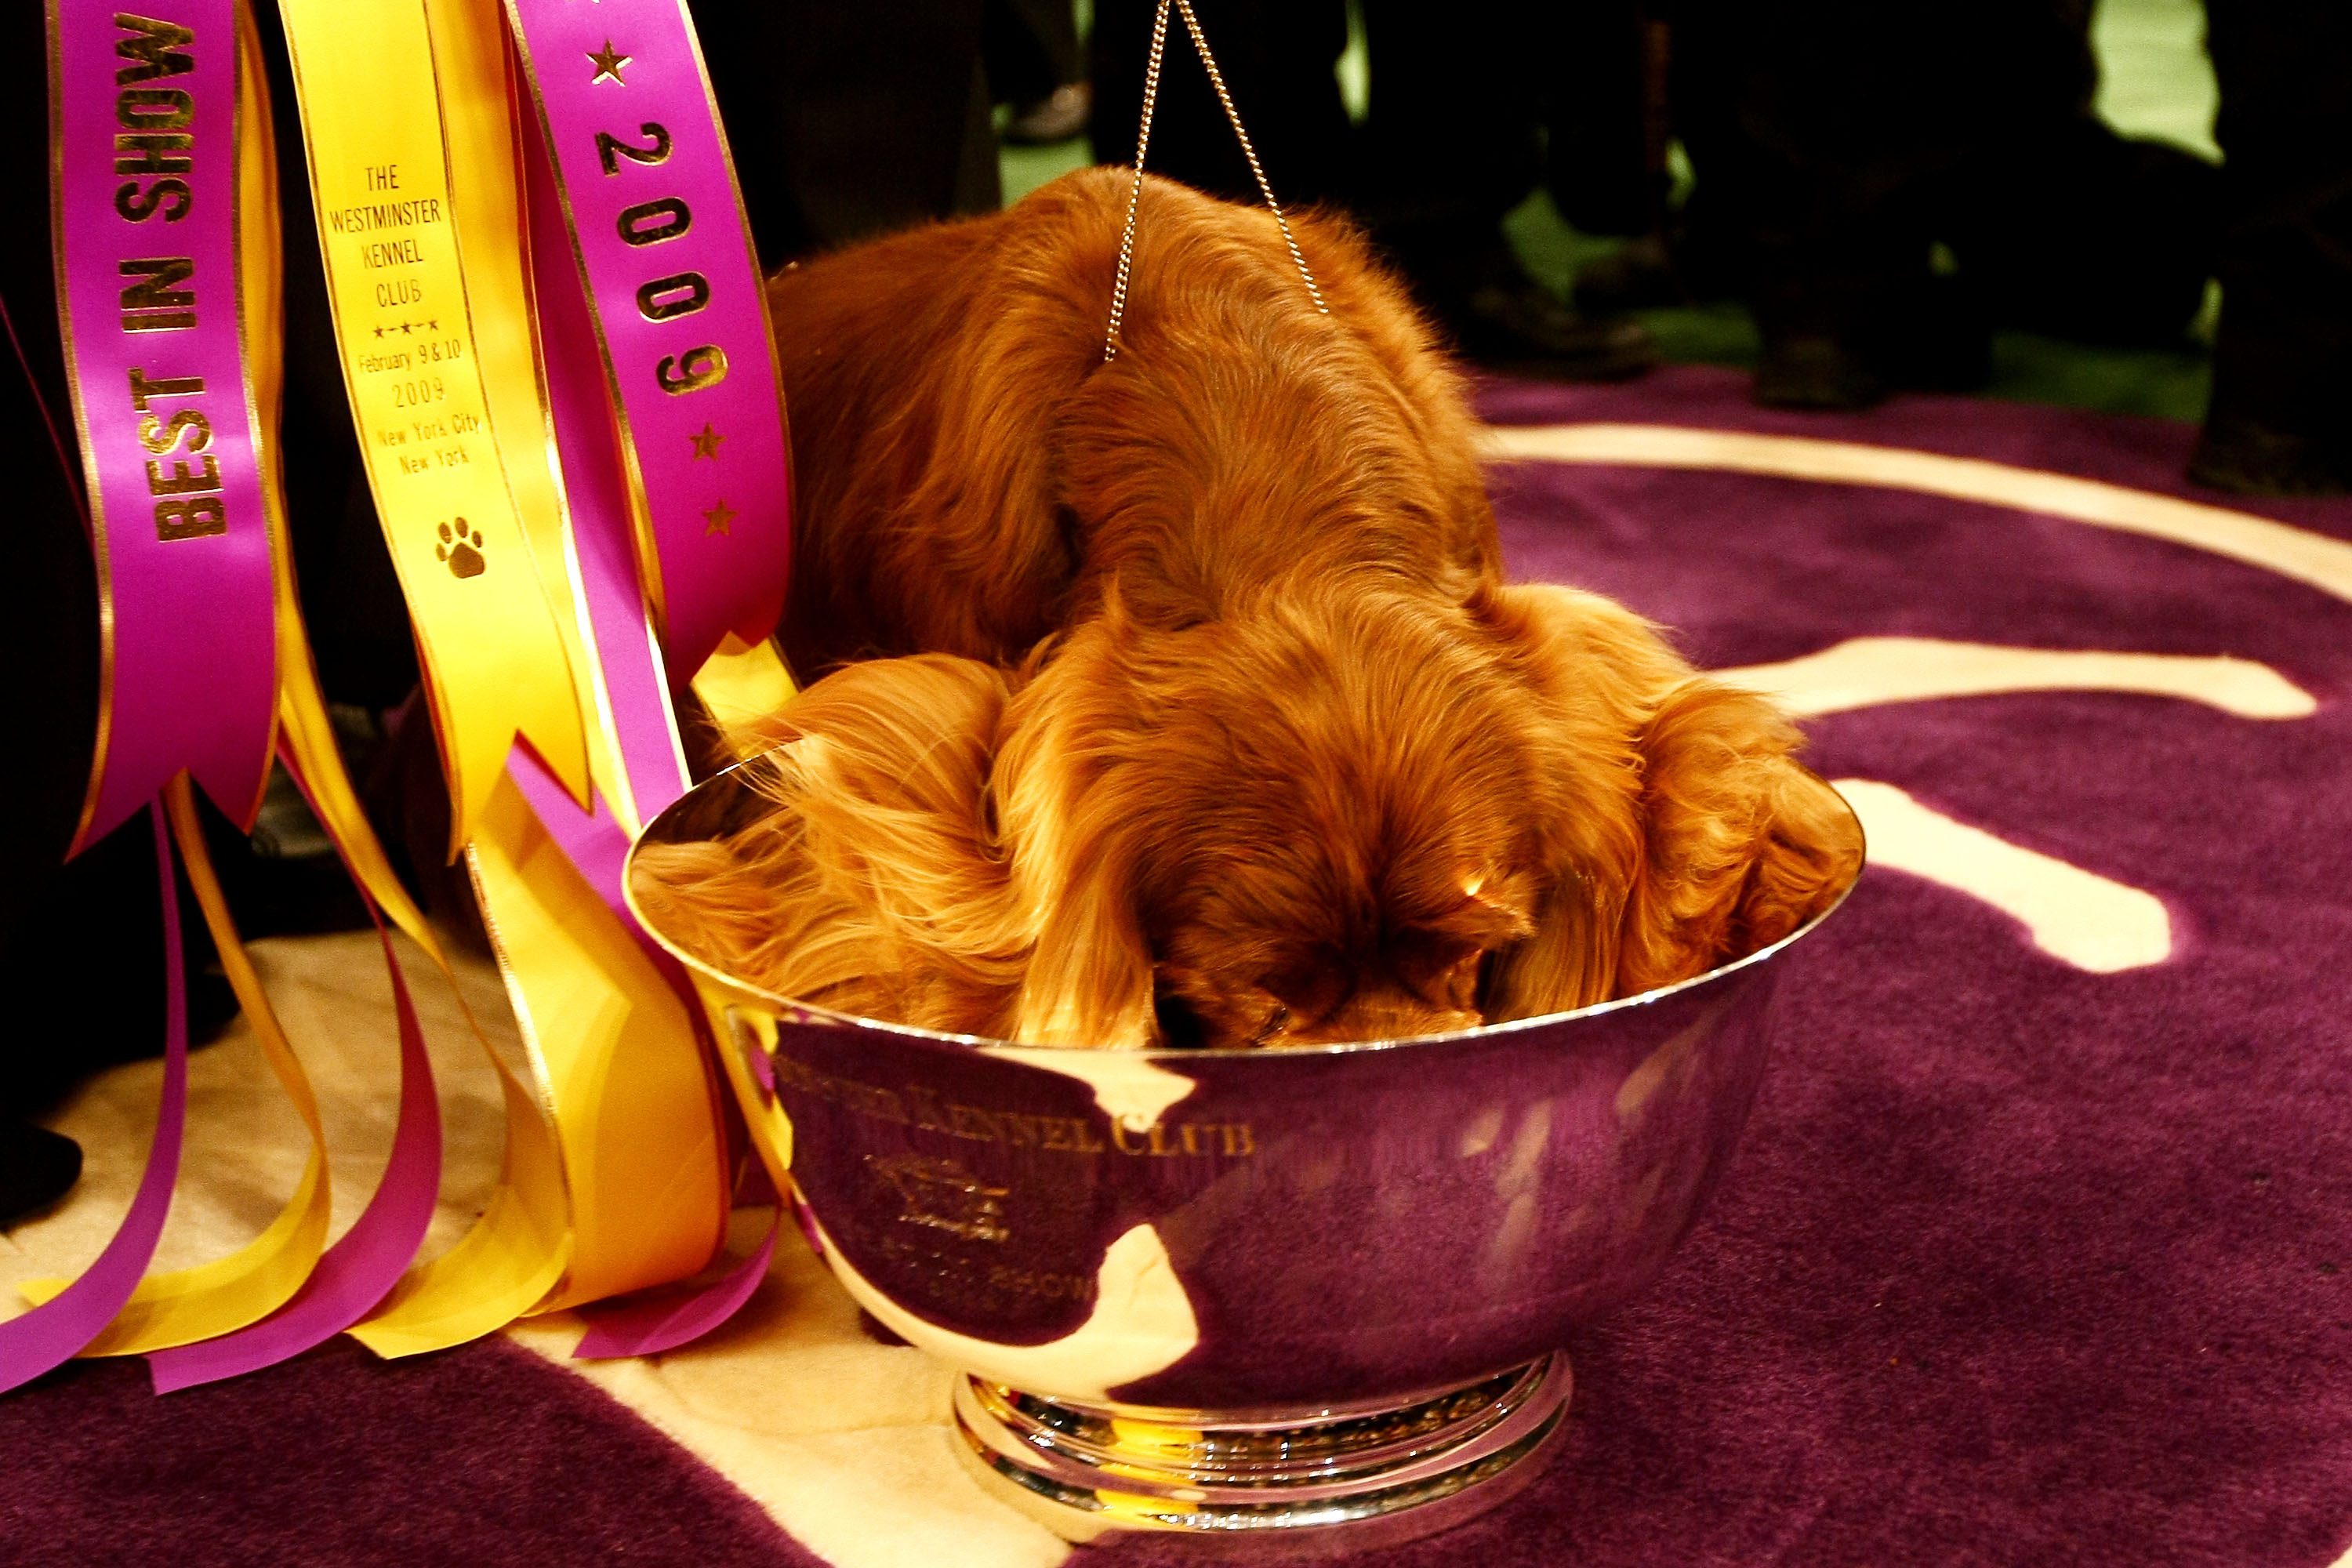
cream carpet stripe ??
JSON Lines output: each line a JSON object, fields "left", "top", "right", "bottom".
{"left": 1719, "top": 638, "right": 2315, "bottom": 719}
{"left": 1484, "top": 423, "right": 2352, "bottom": 605}
{"left": 1831, "top": 779, "right": 2172, "bottom": 973}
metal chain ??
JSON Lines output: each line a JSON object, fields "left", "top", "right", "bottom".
{"left": 1104, "top": 0, "right": 1174, "bottom": 361}
{"left": 1103, "top": 0, "right": 1328, "bottom": 361}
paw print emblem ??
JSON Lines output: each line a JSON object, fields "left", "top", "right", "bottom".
{"left": 436, "top": 518, "right": 485, "bottom": 579}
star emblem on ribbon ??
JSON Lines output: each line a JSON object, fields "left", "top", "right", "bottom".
{"left": 689, "top": 423, "right": 724, "bottom": 460}
{"left": 587, "top": 38, "right": 630, "bottom": 85}
{"left": 702, "top": 499, "right": 736, "bottom": 536}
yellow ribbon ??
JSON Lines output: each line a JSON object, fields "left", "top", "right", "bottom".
{"left": 422, "top": 0, "right": 639, "bottom": 829}
{"left": 274, "top": 0, "right": 590, "bottom": 852}
{"left": 273, "top": 0, "right": 731, "bottom": 1351}
{"left": 691, "top": 633, "right": 800, "bottom": 751}
{"left": 13, "top": 783, "right": 335, "bottom": 1353}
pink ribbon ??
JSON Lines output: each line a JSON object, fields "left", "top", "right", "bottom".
{"left": 143, "top": 758, "right": 444, "bottom": 1394}
{"left": 0, "top": 807, "right": 187, "bottom": 1395}
{"left": 50, "top": 0, "right": 276, "bottom": 848}
{"left": 571, "top": 1222, "right": 775, "bottom": 1360}
{"left": 522, "top": 102, "right": 695, "bottom": 815}
{"left": 509, "top": 45, "right": 786, "bottom": 1354}
{"left": 5, "top": 1, "right": 278, "bottom": 1393}
{"left": 506, "top": 0, "right": 791, "bottom": 683}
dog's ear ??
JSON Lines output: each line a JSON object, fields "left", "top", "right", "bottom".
{"left": 994, "top": 622, "right": 1161, "bottom": 1048}
{"left": 1007, "top": 836, "right": 1159, "bottom": 1048}
{"left": 1615, "top": 681, "right": 1860, "bottom": 996}
{"left": 763, "top": 194, "right": 1098, "bottom": 670}
{"left": 1472, "top": 583, "right": 1856, "bottom": 1018}
{"left": 1472, "top": 583, "right": 1661, "bottom": 1022}
{"left": 632, "top": 655, "right": 1029, "bottom": 1033}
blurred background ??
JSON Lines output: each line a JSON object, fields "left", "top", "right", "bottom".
{"left": 998, "top": 0, "right": 2223, "bottom": 421}
{"left": 685, "top": 0, "right": 2339, "bottom": 487}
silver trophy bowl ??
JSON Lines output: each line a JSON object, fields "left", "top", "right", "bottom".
{"left": 628, "top": 757, "right": 1864, "bottom": 1554}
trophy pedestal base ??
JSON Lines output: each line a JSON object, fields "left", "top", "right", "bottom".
{"left": 949, "top": 1354, "right": 1572, "bottom": 1556}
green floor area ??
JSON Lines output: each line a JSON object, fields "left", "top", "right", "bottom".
{"left": 1002, "top": 0, "right": 2222, "bottom": 423}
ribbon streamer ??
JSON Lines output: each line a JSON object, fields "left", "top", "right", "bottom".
{"left": 15, "top": 777, "right": 336, "bottom": 1358}
{"left": 0, "top": 808, "right": 190, "bottom": 1396}
{"left": 571, "top": 1218, "right": 776, "bottom": 1360}
{"left": 147, "top": 823, "right": 443, "bottom": 1392}
{"left": 350, "top": 0, "right": 732, "bottom": 1352}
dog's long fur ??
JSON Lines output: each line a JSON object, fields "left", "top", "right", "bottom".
{"left": 633, "top": 169, "right": 1860, "bottom": 1048}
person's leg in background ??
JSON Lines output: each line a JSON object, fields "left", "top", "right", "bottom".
{"left": 0, "top": 200, "right": 104, "bottom": 1224}
{"left": 1088, "top": 0, "right": 1354, "bottom": 208}
{"left": 989, "top": 0, "right": 1093, "bottom": 146}
{"left": 1558, "top": 5, "right": 1719, "bottom": 318}
{"left": 1668, "top": 0, "right": 1991, "bottom": 409}
{"left": 1939, "top": 0, "right": 2219, "bottom": 355}
{"left": 1669, "top": 0, "right": 2216, "bottom": 410}
{"left": 695, "top": 0, "right": 997, "bottom": 265}
{"left": 1350, "top": 0, "right": 1653, "bottom": 377}
{"left": 1090, "top": 0, "right": 1653, "bottom": 378}
{"left": 1543, "top": 1, "right": 1661, "bottom": 245}
{"left": 2192, "top": 0, "right": 2352, "bottom": 495}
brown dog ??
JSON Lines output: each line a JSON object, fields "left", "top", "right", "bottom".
{"left": 634, "top": 169, "right": 1858, "bottom": 1048}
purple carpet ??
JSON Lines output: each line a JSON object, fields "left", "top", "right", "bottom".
{"left": 0, "top": 1338, "right": 813, "bottom": 1567}
{"left": 8, "top": 366, "right": 2348, "bottom": 1566}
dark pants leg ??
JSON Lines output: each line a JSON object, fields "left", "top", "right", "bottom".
{"left": 985, "top": 0, "right": 1084, "bottom": 105}
{"left": 695, "top": 0, "right": 997, "bottom": 263}
{"left": 1543, "top": 2, "right": 1664, "bottom": 239}
{"left": 1946, "top": 118, "right": 2219, "bottom": 348}
{"left": 2197, "top": 0, "right": 2352, "bottom": 484}
{"left": 1087, "top": 0, "right": 1353, "bottom": 208}
{"left": 1668, "top": 1, "right": 1933, "bottom": 360}
{"left": 1352, "top": 0, "right": 1546, "bottom": 250}
{"left": 1089, "top": 0, "right": 1652, "bottom": 373}
{"left": 1674, "top": 0, "right": 2215, "bottom": 401}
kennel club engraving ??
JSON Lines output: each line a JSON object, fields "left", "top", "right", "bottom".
{"left": 314, "top": 159, "right": 485, "bottom": 477}
{"left": 769, "top": 1054, "right": 1258, "bottom": 1160}
{"left": 868, "top": 1153, "right": 1010, "bottom": 1243}
{"left": 863, "top": 1157, "right": 1098, "bottom": 1305}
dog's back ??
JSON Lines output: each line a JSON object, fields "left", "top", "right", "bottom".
{"left": 766, "top": 168, "right": 1500, "bottom": 677}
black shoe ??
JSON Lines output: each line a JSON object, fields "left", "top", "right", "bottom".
{"left": 1003, "top": 83, "right": 1091, "bottom": 147}
{"left": 1753, "top": 269, "right": 1991, "bottom": 412}
{"left": 1755, "top": 335, "right": 1887, "bottom": 411}
{"left": 2189, "top": 411, "right": 2352, "bottom": 496}
{"left": 1418, "top": 252, "right": 1657, "bottom": 380}
{"left": 0, "top": 1124, "right": 82, "bottom": 1225}
{"left": 1573, "top": 234, "right": 1689, "bottom": 317}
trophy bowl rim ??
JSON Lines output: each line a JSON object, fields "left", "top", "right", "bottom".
{"left": 626, "top": 747, "right": 1866, "bottom": 1059}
